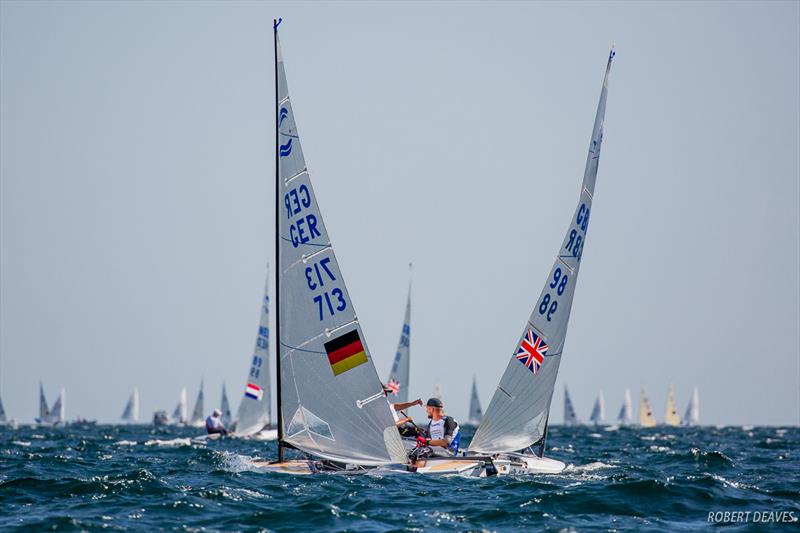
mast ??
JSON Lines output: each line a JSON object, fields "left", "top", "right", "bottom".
{"left": 274, "top": 17, "right": 284, "bottom": 463}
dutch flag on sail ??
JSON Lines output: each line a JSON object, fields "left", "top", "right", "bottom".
{"left": 245, "top": 383, "right": 263, "bottom": 401}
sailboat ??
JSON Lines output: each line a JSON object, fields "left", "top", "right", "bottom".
{"left": 220, "top": 383, "right": 232, "bottom": 427}
{"left": 639, "top": 387, "right": 657, "bottom": 428}
{"left": 425, "top": 48, "right": 617, "bottom": 477}
{"left": 589, "top": 390, "right": 605, "bottom": 426}
{"left": 617, "top": 388, "right": 633, "bottom": 425}
{"left": 35, "top": 382, "right": 50, "bottom": 425}
{"left": 0, "top": 389, "right": 14, "bottom": 427}
{"left": 253, "top": 20, "right": 406, "bottom": 473}
{"left": 465, "top": 376, "right": 483, "bottom": 427}
{"left": 50, "top": 389, "right": 65, "bottom": 426}
{"left": 386, "top": 270, "right": 411, "bottom": 404}
{"left": 233, "top": 267, "right": 276, "bottom": 439}
{"left": 682, "top": 387, "right": 699, "bottom": 426}
{"left": 188, "top": 379, "right": 205, "bottom": 428}
{"left": 434, "top": 381, "right": 443, "bottom": 401}
{"left": 121, "top": 388, "right": 140, "bottom": 424}
{"left": 664, "top": 385, "right": 680, "bottom": 427}
{"left": 563, "top": 386, "right": 579, "bottom": 426}
{"left": 171, "top": 387, "right": 188, "bottom": 425}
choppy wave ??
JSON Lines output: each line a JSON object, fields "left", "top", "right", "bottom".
{"left": 0, "top": 425, "right": 798, "bottom": 530}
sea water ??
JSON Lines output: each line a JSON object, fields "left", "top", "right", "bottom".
{"left": 1, "top": 424, "right": 798, "bottom": 531}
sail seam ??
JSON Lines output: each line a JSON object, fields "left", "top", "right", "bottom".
{"left": 285, "top": 168, "right": 308, "bottom": 184}
{"left": 302, "top": 246, "right": 333, "bottom": 263}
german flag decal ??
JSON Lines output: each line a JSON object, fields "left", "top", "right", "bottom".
{"left": 324, "top": 330, "right": 368, "bottom": 376}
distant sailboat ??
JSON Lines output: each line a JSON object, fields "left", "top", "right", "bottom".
{"left": 36, "top": 382, "right": 50, "bottom": 425}
{"left": 464, "top": 49, "right": 616, "bottom": 477}
{"left": 563, "top": 386, "right": 579, "bottom": 426}
{"left": 50, "top": 389, "right": 65, "bottom": 426}
{"left": 254, "top": 20, "right": 406, "bottom": 472}
{"left": 386, "top": 271, "right": 411, "bottom": 404}
{"left": 234, "top": 267, "right": 274, "bottom": 438}
{"left": 0, "top": 390, "right": 7, "bottom": 425}
{"left": 466, "top": 376, "right": 482, "bottom": 426}
{"left": 189, "top": 380, "right": 205, "bottom": 428}
{"left": 664, "top": 385, "right": 680, "bottom": 427}
{"left": 617, "top": 388, "right": 633, "bottom": 425}
{"left": 171, "top": 387, "right": 188, "bottom": 425}
{"left": 220, "top": 383, "right": 232, "bottom": 427}
{"left": 639, "top": 387, "right": 657, "bottom": 428}
{"left": 121, "top": 388, "right": 140, "bottom": 423}
{"left": 682, "top": 387, "right": 700, "bottom": 426}
{"left": 589, "top": 390, "right": 605, "bottom": 426}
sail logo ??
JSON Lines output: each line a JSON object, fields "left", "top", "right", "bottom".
{"left": 515, "top": 329, "right": 548, "bottom": 374}
{"left": 279, "top": 107, "right": 288, "bottom": 126}
{"left": 279, "top": 138, "right": 293, "bottom": 158}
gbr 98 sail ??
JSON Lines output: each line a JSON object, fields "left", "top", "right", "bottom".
{"left": 470, "top": 49, "right": 614, "bottom": 454}
{"left": 275, "top": 29, "right": 405, "bottom": 466}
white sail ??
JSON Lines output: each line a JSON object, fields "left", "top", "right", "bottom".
{"left": 386, "top": 274, "right": 411, "bottom": 403}
{"left": 235, "top": 267, "right": 272, "bottom": 436}
{"left": 275, "top": 25, "right": 405, "bottom": 466}
{"left": 50, "top": 389, "right": 65, "bottom": 424}
{"left": 467, "top": 376, "right": 483, "bottom": 425}
{"left": 617, "top": 388, "right": 632, "bottom": 425}
{"left": 563, "top": 386, "right": 579, "bottom": 425}
{"left": 220, "top": 383, "right": 232, "bottom": 427}
{"left": 172, "top": 387, "right": 188, "bottom": 425}
{"left": 434, "top": 381, "right": 443, "bottom": 401}
{"left": 121, "top": 388, "right": 140, "bottom": 423}
{"left": 0, "top": 391, "right": 6, "bottom": 423}
{"left": 639, "top": 387, "right": 657, "bottom": 428}
{"left": 189, "top": 380, "right": 205, "bottom": 427}
{"left": 683, "top": 387, "right": 700, "bottom": 426}
{"left": 470, "top": 49, "right": 615, "bottom": 454}
{"left": 589, "top": 390, "right": 605, "bottom": 425}
{"left": 664, "top": 385, "right": 680, "bottom": 427}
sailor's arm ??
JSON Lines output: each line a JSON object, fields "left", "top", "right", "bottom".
{"left": 392, "top": 399, "right": 422, "bottom": 411}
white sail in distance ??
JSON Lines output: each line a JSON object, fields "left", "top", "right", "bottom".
{"left": 0, "top": 392, "right": 5, "bottom": 424}
{"left": 665, "top": 385, "right": 680, "bottom": 427}
{"left": 220, "top": 383, "right": 232, "bottom": 427}
{"left": 470, "top": 49, "right": 615, "bottom": 454}
{"left": 274, "top": 25, "right": 405, "bottom": 466}
{"left": 563, "top": 386, "right": 579, "bottom": 425}
{"left": 189, "top": 380, "right": 205, "bottom": 427}
{"left": 386, "top": 273, "right": 411, "bottom": 404}
{"left": 50, "top": 389, "right": 65, "bottom": 424}
{"left": 639, "top": 387, "right": 657, "bottom": 428}
{"left": 172, "top": 387, "right": 188, "bottom": 425}
{"left": 617, "top": 388, "right": 632, "bottom": 425}
{"left": 589, "top": 390, "right": 605, "bottom": 425}
{"left": 235, "top": 267, "right": 272, "bottom": 436}
{"left": 121, "top": 388, "right": 139, "bottom": 423}
{"left": 683, "top": 387, "right": 700, "bottom": 426}
{"left": 467, "top": 376, "right": 483, "bottom": 425}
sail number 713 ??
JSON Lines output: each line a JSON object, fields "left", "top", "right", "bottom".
{"left": 304, "top": 257, "right": 347, "bottom": 320}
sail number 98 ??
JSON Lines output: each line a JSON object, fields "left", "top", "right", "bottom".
{"left": 538, "top": 268, "right": 569, "bottom": 322}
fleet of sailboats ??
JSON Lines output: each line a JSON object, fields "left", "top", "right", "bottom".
{"left": 0, "top": 21, "right": 718, "bottom": 485}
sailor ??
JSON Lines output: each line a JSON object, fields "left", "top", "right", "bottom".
{"left": 382, "top": 384, "right": 422, "bottom": 429}
{"left": 416, "top": 397, "right": 460, "bottom": 457}
{"left": 205, "top": 409, "right": 228, "bottom": 436}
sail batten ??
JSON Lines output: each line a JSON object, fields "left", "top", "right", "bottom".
{"left": 470, "top": 50, "right": 614, "bottom": 454}
{"left": 274, "top": 27, "right": 404, "bottom": 466}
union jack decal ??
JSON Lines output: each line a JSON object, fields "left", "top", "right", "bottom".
{"left": 515, "top": 329, "right": 548, "bottom": 374}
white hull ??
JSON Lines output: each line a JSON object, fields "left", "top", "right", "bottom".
{"left": 412, "top": 454, "right": 566, "bottom": 477}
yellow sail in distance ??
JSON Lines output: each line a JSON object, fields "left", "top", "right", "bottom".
{"left": 639, "top": 387, "right": 657, "bottom": 427}
{"left": 664, "top": 385, "right": 680, "bottom": 426}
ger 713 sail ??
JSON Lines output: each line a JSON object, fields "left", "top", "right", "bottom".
{"left": 255, "top": 20, "right": 406, "bottom": 473}
{"left": 447, "top": 48, "right": 615, "bottom": 476}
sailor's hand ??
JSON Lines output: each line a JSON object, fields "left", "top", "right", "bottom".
{"left": 415, "top": 436, "right": 429, "bottom": 447}
{"left": 414, "top": 398, "right": 423, "bottom": 406}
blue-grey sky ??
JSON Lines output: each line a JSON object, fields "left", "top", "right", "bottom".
{"left": 1, "top": 1, "right": 798, "bottom": 426}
